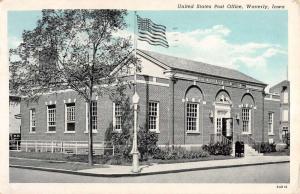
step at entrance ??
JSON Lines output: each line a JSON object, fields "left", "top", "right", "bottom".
{"left": 244, "top": 144, "right": 263, "bottom": 156}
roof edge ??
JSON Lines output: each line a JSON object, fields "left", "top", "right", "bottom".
{"left": 138, "top": 49, "right": 266, "bottom": 86}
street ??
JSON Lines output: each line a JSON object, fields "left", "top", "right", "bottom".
{"left": 10, "top": 163, "right": 289, "bottom": 183}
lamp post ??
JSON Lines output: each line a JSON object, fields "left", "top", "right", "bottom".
{"left": 131, "top": 91, "right": 140, "bottom": 173}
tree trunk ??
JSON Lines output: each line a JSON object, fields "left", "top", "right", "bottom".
{"left": 88, "top": 98, "right": 94, "bottom": 165}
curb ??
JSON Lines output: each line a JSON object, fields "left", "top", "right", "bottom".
{"left": 10, "top": 160, "right": 290, "bottom": 178}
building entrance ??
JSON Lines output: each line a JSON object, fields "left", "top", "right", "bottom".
{"left": 215, "top": 104, "right": 233, "bottom": 140}
{"left": 222, "top": 118, "right": 233, "bottom": 140}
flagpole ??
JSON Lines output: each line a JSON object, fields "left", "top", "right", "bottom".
{"left": 131, "top": 10, "right": 140, "bottom": 173}
{"left": 134, "top": 11, "right": 137, "bottom": 88}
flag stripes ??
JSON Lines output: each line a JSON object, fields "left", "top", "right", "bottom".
{"left": 137, "top": 15, "right": 169, "bottom": 48}
{"left": 138, "top": 31, "right": 168, "bottom": 46}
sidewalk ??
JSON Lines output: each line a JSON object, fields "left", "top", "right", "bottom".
{"left": 10, "top": 156, "right": 290, "bottom": 177}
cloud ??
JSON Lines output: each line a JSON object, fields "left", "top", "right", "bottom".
{"left": 162, "top": 25, "right": 286, "bottom": 70}
{"left": 105, "top": 26, "right": 287, "bottom": 87}
{"left": 233, "top": 56, "right": 267, "bottom": 68}
{"left": 114, "top": 25, "right": 287, "bottom": 71}
{"left": 186, "top": 25, "right": 231, "bottom": 38}
{"left": 262, "top": 48, "right": 287, "bottom": 58}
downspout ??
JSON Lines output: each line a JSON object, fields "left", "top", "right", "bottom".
{"left": 183, "top": 100, "right": 186, "bottom": 145}
{"left": 168, "top": 73, "right": 176, "bottom": 148}
{"left": 262, "top": 90, "right": 266, "bottom": 143}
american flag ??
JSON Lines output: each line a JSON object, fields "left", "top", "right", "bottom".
{"left": 137, "top": 16, "right": 169, "bottom": 48}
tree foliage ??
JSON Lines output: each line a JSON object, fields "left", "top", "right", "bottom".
{"left": 9, "top": 9, "right": 136, "bottom": 100}
{"left": 9, "top": 9, "right": 137, "bottom": 165}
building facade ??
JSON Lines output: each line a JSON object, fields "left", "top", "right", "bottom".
{"left": 269, "top": 80, "right": 290, "bottom": 140}
{"left": 19, "top": 50, "right": 283, "bottom": 149}
{"left": 9, "top": 96, "right": 21, "bottom": 135}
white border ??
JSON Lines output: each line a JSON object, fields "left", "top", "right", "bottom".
{"left": 1, "top": 1, "right": 299, "bottom": 194}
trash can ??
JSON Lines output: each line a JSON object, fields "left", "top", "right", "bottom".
{"left": 240, "top": 141, "right": 244, "bottom": 157}
{"left": 235, "top": 141, "right": 241, "bottom": 157}
{"left": 235, "top": 141, "right": 244, "bottom": 157}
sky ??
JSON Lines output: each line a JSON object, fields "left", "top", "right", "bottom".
{"left": 8, "top": 10, "right": 288, "bottom": 90}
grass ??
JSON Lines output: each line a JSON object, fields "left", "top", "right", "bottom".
{"left": 146, "top": 155, "right": 235, "bottom": 165}
{"left": 263, "top": 149, "right": 290, "bottom": 156}
{"left": 9, "top": 158, "right": 106, "bottom": 171}
{"left": 10, "top": 151, "right": 110, "bottom": 164}
{"left": 10, "top": 151, "right": 235, "bottom": 167}
{"left": 11, "top": 151, "right": 72, "bottom": 161}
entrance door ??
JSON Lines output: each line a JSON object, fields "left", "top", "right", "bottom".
{"left": 222, "top": 118, "right": 227, "bottom": 136}
{"left": 214, "top": 104, "right": 231, "bottom": 135}
{"left": 222, "top": 118, "right": 233, "bottom": 140}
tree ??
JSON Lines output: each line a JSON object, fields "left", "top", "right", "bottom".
{"left": 9, "top": 9, "right": 136, "bottom": 165}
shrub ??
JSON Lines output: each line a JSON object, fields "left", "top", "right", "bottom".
{"left": 104, "top": 96, "right": 134, "bottom": 161}
{"left": 107, "top": 154, "right": 124, "bottom": 165}
{"left": 202, "top": 142, "right": 232, "bottom": 156}
{"left": 137, "top": 126, "right": 159, "bottom": 161}
{"left": 112, "top": 144, "right": 132, "bottom": 162}
{"left": 253, "top": 142, "right": 277, "bottom": 153}
{"left": 259, "top": 142, "right": 276, "bottom": 153}
{"left": 152, "top": 146, "right": 209, "bottom": 160}
{"left": 275, "top": 143, "right": 287, "bottom": 152}
{"left": 282, "top": 132, "right": 290, "bottom": 148}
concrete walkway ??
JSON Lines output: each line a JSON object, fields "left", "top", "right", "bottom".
{"left": 10, "top": 156, "right": 289, "bottom": 177}
{"left": 78, "top": 156, "right": 290, "bottom": 176}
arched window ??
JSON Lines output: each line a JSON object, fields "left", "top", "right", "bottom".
{"left": 241, "top": 94, "right": 255, "bottom": 133}
{"left": 185, "top": 86, "right": 203, "bottom": 133}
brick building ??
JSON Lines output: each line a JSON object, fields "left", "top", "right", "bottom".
{"left": 9, "top": 96, "right": 21, "bottom": 135}
{"left": 19, "top": 50, "right": 282, "bottom": 150}
{"left": 269, "top": 80, "right": 290, "bottom": 140}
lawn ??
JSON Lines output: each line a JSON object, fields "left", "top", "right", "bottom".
{"left": 146, "top": 155, "right": 235, "bottom": 165}
{"left": 10, "top": 151, "right": 109, "bottom": 164}
{"left": 263, "top": 149, "right": 290, "bottom": 156}
{"left": 10, "top": 151, "right": 235, "bottom": 166}
{"left": 10, "top": 158, "right": 106, "bottom": 171}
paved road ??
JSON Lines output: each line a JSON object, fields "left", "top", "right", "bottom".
{"left": 10, "top": 163, "right": 289, "bottom": 183}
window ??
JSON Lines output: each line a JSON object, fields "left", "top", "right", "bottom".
{"left": 268, "top": 112, "right": 274, "bottom": 135}
{"left": 65, "top": 103, "right": 75, "bottom": 132}
{"left": 282, "top": 109, "right": 288, "bottom": 121}
{"left": 242, "top": 108, "right": 251, "bottom": 133}
{"left": 148, "top": 102, "right": 159, "bottom": 132}
{"left": 186, "top": 103, "right": 199, "bottom": 132}
{"left": 47, "top": 105, "right": 56, "bottom": 132}
{"left": 282, "top": 126, "right": 288, "bottom": 132}
{"left": 216, "top": 118, "right": 221, "bottom": 134}
{"left": 113, "top": 103, "right": 122, "bottom": 131}
{"left": 29, "top": 109, "right": 36, "bottom": 133}
{"left": 283, "top": 90, "right": 288, "bottom": 103}
{"left": 91, "top": 101, "right": 97, "bottom": 130}
{"left": 85, "top": 101, "right": 98, "bottom": 133}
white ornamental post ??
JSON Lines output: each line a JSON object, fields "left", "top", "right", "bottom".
{"left": 131, "top": 92, "right": 140, "bottom": 173}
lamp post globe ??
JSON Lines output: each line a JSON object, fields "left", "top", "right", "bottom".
{"left": 132, "top": 92, "right": 140, "bottom": 104}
